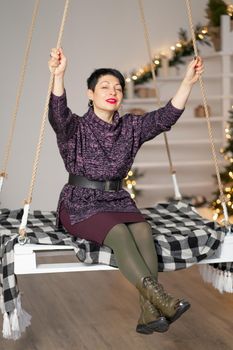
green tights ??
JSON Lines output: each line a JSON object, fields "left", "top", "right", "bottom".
{"left": 104, "top": 222, "right": 158, "bottom": 286}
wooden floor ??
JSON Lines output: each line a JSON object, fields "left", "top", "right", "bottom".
{"left": 1, "top": 262, "right": 233, "bottom": 350}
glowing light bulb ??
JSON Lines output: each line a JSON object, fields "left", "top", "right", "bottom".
{"left": 201, "top": 27, "right": 208, "bottom": 34}
{"left": 227, "top": 4, "right": 233, "bottom": 16}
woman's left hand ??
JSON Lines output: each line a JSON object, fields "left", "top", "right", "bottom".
{"left": 183, "top": 56, "right": 204, "bottom": 85}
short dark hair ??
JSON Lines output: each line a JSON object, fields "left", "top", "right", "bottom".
{"left": 87, "top": 68, "right": 125, "bottom": 92}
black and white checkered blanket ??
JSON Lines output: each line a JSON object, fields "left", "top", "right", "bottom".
{"left": 0, "top": 200, "right": 225, "bottom": 339}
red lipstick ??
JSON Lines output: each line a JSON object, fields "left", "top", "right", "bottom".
{"left": 106, "top": 98, "right": 117, "bottom": 104}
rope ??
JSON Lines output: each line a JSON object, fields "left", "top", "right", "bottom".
{"left": 19, "top": 0, "right": 70, "bottom": 238}
{"left": 185, "top": 0, "right": 229, "bottom": 226}
{"left": 0, "top": 0, "right": 40, "bottom": 192}
{"left": 137, "top": 0, "right": 182, "bottom": 200}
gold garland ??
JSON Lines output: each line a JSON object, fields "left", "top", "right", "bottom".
{"left": 125, "top": 25, "right": 210, "bottom": 85}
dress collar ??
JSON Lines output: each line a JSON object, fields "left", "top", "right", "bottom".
{"left": 85, "top": 107, "right": 121, "bottom": 130}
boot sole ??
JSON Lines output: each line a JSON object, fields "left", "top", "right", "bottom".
{"left": 136, "top": 317, "right": 169, "bottom": 334}
{"left": 168, "top": 301, "right": 191, "bottom": 324}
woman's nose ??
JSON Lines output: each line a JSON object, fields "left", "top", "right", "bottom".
{"left": 109, "top": 88, "right": 117, "bottom": 95}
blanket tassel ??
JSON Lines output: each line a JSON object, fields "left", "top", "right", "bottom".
{"left": 224, "top": 271, "right": 233, "bottom": 293}
{"left": 3, "top": 312, "right": 12, "bottom": 339}
{"left": 2, "top": 294, "right": 31, "bottom": 340}
{"left": 16, "top": 294, "right": 31, "bottom": 333}
{"left": 199, "top": 265, "right": 233, "bottom": 294}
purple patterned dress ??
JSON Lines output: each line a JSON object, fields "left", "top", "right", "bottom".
{"left": 49, "top": 91, "right": 184, "bottom": 244}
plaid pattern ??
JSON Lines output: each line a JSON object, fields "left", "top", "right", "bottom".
{"left": 0, "top": 200, "right": 226, "bottom": 339}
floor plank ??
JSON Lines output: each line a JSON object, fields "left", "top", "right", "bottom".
{"left": 1, "top": 262, "right": 233, "bottom": 350}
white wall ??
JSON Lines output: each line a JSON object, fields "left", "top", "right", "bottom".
{"left": 0, "top": 0, "right": 209, "bottom": 210}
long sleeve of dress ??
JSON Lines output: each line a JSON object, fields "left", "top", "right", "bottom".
{"left": 48, "top": 91, "right": 79, "bottom": 142}
{"left": 134, "top": 100, "right": 184, "bottom": 146}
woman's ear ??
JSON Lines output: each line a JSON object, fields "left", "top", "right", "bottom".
{"left": 87, "top": 89, "right": 94, "bottom": 100}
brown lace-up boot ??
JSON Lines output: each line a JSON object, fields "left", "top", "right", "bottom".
{"left": 137, "top": 276, "right": 190, "bottom": 322}
{"left": 136, "top": 294, "right": 169, "bottom": 334}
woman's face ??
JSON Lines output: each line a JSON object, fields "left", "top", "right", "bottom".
{"left": 87, "top": 74, "right": 123, "bottom": 115}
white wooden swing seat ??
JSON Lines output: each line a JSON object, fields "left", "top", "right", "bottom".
{"left": 14, "top": 243, "right": 116, "bottom": 274}
{"left": 14, "top": 233, "right": 233, "bottom": 275}
{"left": 13, "top": 237, "right": 232, "bottom": 275}
{"left": 198, "top": 234, "right": 233, "bottom": 264}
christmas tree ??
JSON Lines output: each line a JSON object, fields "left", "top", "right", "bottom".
{"left": 212, "top": 106, "right": 233, "bottom": 219}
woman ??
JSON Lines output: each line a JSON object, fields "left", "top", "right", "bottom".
{"left": 48, "top": 48, "right": 204, "bottom": 335}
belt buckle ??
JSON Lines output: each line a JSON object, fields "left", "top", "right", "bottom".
{"left": 104, "top": 181, "right": 116, "bottom": 192}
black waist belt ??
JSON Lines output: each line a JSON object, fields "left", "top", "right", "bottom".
{"left": 68, "top": 174, "right": 123, "bottom": 192}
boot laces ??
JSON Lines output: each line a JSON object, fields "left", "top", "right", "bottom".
{"left": 147, "top": 301, "right": 158, "bottom": 315}
{"left": 141, "top": 294, "right": 158, "bottom": 314}
{"left": 144, "top": 277, "right": 178, "bottom": 307}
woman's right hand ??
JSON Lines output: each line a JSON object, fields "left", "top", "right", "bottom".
{"left": 48, "top": 47, "right": 67, "bottom": 76}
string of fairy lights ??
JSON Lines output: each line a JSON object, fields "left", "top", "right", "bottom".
{"left": 125, "top": 4, "right": 233, "bottom": 85}
{"left": 124, "top": 170, "right": 136, "bottom": 199}
{"left": 125, "top": 25, "right": 210, "bottom": 85}
{"left": 123, "top": 169, "right": 143, "bottom": 199}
